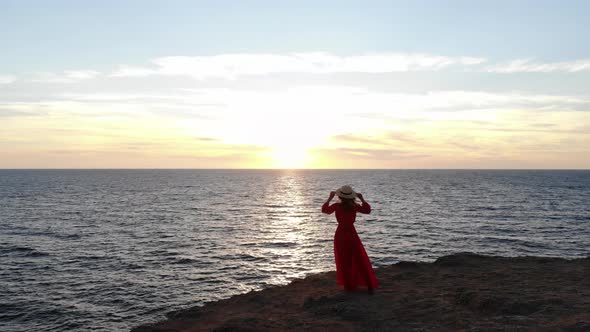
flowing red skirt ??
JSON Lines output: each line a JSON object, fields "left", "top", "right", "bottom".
{"left": 334, "top": 227, "right": 378, "bottom": 290}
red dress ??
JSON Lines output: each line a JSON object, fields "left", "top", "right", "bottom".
{"left": 322, "top": 201, "right": 378, "bottom": 290}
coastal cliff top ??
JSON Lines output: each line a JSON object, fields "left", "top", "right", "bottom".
{"left": 132, "top": 253, "right": 590, "bottom": 332}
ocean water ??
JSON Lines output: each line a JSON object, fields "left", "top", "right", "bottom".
{"left": 1, "top": 169, "right": 589, "bottom": 331}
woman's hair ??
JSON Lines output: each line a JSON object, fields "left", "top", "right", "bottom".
{"left": 340, "top": 197, "right": 357, "bottom": 211}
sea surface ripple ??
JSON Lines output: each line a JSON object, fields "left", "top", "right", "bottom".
{"left": 1, "top": 170, "right": 589, "bottom": 331}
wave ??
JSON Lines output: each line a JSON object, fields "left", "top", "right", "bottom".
{"left": 213, "top": 253, "right": 269, "bottom": 262}
{"left": 172, "top": 257, "right": 200, "bottom": 265}
{"left": 261, "top": 241, "right": 297, "bottom": 248}
{"left": 481, "top": 236, "right": 552, "bottom": 250}
{"left": 0, "top": 246, "right": 49, "bottom": 257}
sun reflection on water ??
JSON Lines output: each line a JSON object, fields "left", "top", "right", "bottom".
{"left": 258, "top": 171, "right": 329, "bottom": 285}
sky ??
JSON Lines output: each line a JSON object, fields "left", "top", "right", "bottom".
{"left": 1, "top": 0, "right": 589, "bottom": 169}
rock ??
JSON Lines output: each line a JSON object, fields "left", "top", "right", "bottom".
{"left": 212, "top": 316, "right": 284, "bottom": 332}
{"left": 131, "top": 253, "right": 590, "bottom": 332}
{"left": 564, "top": 320, "right": 590, "bottom": 332}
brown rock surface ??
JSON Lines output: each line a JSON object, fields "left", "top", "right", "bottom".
{"left": 131, "top": 253, "right": 590, "bottom": 331}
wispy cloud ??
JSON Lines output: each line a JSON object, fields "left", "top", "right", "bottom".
{"left": 410, "top": 91, "right": 588, "bottom": 110}
{"left": 330, "top": 132, "right": 422, "bottom": 147}
{"left": 4, "top": 87, "right": 588, "bottom": 120}
{"left": 11, "top": 54, "right": 590, "bottom": 89}
{"left": 0, "top": 108, "right": 46, "bottom": 117}
{"left": 110, "top": 66, "right": 157, "bottom": 78}
{"left": 31, "top": 70, "right": 101, "bottom": 83}
{"left": 0, "top": 75, "right": 15, "bottom": 84}
{"left": 193, "top": 136, "right": 219, "bottom": 142}
{"left": 110, "top": 52, "right": 487, "bottom": 79}
{"left": 487, "top": 58, "right": 590, "bottom": 73}
{"left": 313, "top": 147, "right": 429, "bottom": 162}
{"left": 473, "top": 126, "right": 590, "bottom": 134}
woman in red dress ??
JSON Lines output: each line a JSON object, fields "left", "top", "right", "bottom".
{"left": 322, "top": 185, "right": 378, "bottom": 294}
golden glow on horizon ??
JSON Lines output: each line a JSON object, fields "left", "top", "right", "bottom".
{"left": 270, "top": 146, "right": 310, "bottom": 169}
{"left": 1, "top": 87, "right": 590, "bottom": 169}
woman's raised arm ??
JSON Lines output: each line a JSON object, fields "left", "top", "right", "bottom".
{"left": 322, "top": 191, "right": 337, "bottom": 214}
{"left": 356, "top": 193, "right": 371, "bottom": 214}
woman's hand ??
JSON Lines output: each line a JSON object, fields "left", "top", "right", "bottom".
{"left": 329, "top": 191, "right": 336, "bottom": 201}
{"left": 356, "top": 193, "right": 364, "bottom": 201}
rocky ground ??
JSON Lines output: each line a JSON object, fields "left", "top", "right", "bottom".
{"left": 132, "top": 253, "right": 590, "bottom": 331}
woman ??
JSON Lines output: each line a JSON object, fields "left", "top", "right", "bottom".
{"left": 322, "top": 185, "right": 378, "bottom": 294}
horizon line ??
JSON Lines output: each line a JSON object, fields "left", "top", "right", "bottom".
{"left": 1, "top": 168, "right": 589, "bottom": 171}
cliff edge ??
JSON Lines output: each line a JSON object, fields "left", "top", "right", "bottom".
{"left": 132, "top": 253, "right": 590, "bottom": 331}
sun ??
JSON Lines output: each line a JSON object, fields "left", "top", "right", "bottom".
{"left": 270, "top": 145, "right": 310, "bottom": 169}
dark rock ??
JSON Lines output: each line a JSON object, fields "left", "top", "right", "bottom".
{"left": 212, "top": 316, "right": 284, "bottom": 332}
{"left": 563, "top": 320, "right": 590, "bottom": 332}
{"left": 131, "top": 325, "right": 179, "bottom": 332}
{"left": 454, "top": 289, "right": 477, "bottom": 306}
{"left": 501, "top": 300, "right": 542, "bottom": 316}
{"left": 396, "top": 261, "right": 420, "bottom": 268}
{"left": 477, "top": 296, "right": 506, "bottom": 313}
{"left": 165, "top": 306, "right": 203, "bottom": 319}
{"left": 130, "top": 253, "right": 590, "bottom": 332}
{"left": 434, "top": 252, "right": 487, "bottom": 267}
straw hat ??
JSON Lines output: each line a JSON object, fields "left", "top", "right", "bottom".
{"left": 335, "top": 185, "right": 357, "bottom": 199}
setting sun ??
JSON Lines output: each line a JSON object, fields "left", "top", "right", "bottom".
{"left": 270, "top": 146, "right": 310, "bottom": 169}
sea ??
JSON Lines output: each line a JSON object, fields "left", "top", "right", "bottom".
{"left": 1, "top": 169, "right": 589, "bottom": 331}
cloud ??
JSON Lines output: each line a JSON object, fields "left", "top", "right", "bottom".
{"left": 0, "top": 109, "right": 46, "bottom": 117}
{"left": 31, "top": 70, "right": 101, "bottom": 83}
{"left": 313, "top": 147, "right": 429, "bottom": 162}
{"left": 331, "top": 132, "right": 422, "bottom": 147}
{"left": 4, "top": 86, "right": 588, "bottom": 124}
{"left": 0, "top": 75, "right": 16, "bottom": 84}
{"left": 486, "top": 58, "right": 590, "bottom": 73}
{"left": 110, "top": 52, "right": 487, "bottom": 79}
{"left": 110, "top": 66, "right": 158, "bottom": 77}
{"left": 425, "top": 91, "right": 587, "bottom": 109}
{"left": 331, "top": 134, "right": 384, "bottom": 146}
{"left": 360, "top": 90, "right": 589, "bottom": 115}
{"left": 58, "top": 92, "right": 226, "bottom": 107}
{"left": 21, "top": 53, "right": 590, "bottom": 91}
{"left": 194, "top": 136, "right": 219, "bottom": 142}
{"left": 473, "top": 127, "right": 590, "bottom": 134}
